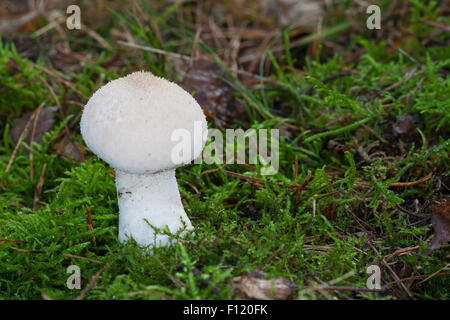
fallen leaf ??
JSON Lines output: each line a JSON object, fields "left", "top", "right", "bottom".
{"left": 427, "top": 199, "right": 450, "bottom": 254}
{"left": 327, "top": 139, "right": 350, "bottom": 157}
{"left": 6, "top": 35, "right": 42, "bottom": 61}
{"left": 7, "top": 57, "right": 20, "bottom": 75}
{"left": 323, "top": 202, "right": 336, "bottom": 220}
{"left": 182, "top": 59, "right": 245, "bottom": 129}
{"left": 262, "top": 0, "right": 323, "bottom": 28}
{"left": 54, "top": 136, "right": 84, "bottom": 161}
{"left": 327, "top": 140, "right": 345, "bottom": 153}
{"left": 230, "top": 269, "right": 298, "bottom": 300}
{"left": 393, "top": 114, "right": 416, "bottom": 137}
{"left": 9, "top": 106, "right": 57, "bottom": 155}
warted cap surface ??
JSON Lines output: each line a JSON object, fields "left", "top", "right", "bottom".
{"left": 80, "top": 71, "right": 207, "bottom": 174}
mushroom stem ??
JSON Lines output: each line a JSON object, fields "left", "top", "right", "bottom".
{"left": 116, "top": 169, "right": 193, "bottom": 247}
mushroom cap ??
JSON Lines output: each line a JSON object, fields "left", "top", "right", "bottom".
{"left": 80, "top": 71, "right": 207, "bottom": 174}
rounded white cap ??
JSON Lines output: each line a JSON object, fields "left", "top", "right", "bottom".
{"left": 80, "top": 71, "right": 207, "bottom": 174}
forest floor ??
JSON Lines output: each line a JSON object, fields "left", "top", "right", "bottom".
{"left": 0, "top": 0, "right": 449, "bottom": 299}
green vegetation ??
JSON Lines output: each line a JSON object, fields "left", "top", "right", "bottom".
{"left": 0, "top": 0, "right": 448, "bottom": 299}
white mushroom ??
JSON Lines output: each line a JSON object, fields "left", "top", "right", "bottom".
{"left": 80, "top": 71, "right": 207, "bottom": 247}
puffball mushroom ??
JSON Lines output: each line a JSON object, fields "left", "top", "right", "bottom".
{"left": 80, "top": 71, "right": 207, "bottom": 247}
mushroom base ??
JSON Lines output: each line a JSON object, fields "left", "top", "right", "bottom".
{"left": 115, "top": 169, "right": 193, "bottom": 247}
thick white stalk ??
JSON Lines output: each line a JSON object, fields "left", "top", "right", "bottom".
{"left": 116, "top": 169, "right": 193, "bottom": 247}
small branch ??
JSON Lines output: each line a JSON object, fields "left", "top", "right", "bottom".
{"left": 117, "top": 40, "right": 190, "bottom": 61}
{"left": 417, "top": 263, "right": 450, "bottom": 285}
{"left": 179, "top": 179, "right": 201, "bottom": 195}
{"left": 63, "top": 253, "right": 104, "bottom": 265}
{"left": 294, "top": 156, "right": 299, "bottom": 184}
{"left": 82, "top": 23, "right": 113, "bottom": 50}
{"left": 31, "top": 62, "right": 88, "bottom": 100}
{"left": 384, "top": 246, "right": 420, "bottom": 260}
{"left": 5, "top": 101, "right": 45, "bottom": 173}
{"left": 29, "top": 102, "right": 45, "bottom": 180}
{"left": 224, "top": 170, "right": 265, "bottom": 188}
{"left": 85, "top": 205, "right": 97, "bottom": 247}
{"left": 369, "top": 70, "right": 425, "bottom": 100}
{"left": 0, "top": 238, "right": 31, "bottom": 244}
{"left": 367, "top": 241, "right": 414, "bottom": 299}
{"left": 389, "top": 173, "right": 432, "bottom": 187}
{"left": 75, "top": 263, "right": 110, "bottom": 300}
{"left": 33, "top": 163, "right": 47, "bottom": 210}
{"left": 3, "top": 244, "right": 43, "bottom": 254}
{"left": 386, "top": 273, "right": 447, "bottom": 287}
{"left": 152, "top": 256, "right": 184, "bottom": 288}
{"left": 419, "top": 19, "right": 450, "bottom": 32}
{"left": 36, "top": 74, "right": 71, "bottom": 137}
{"left": 302, "top": 285, "right": 385, "bottom": 293}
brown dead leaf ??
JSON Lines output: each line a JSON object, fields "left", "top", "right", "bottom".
{"left": 230, "top": 269, "right": 298, "bottom": 300}
{"left": 54, "top": 136, "right": 84, "bottom": 161}
{"left": 9, "top": 106, "right": 57, "bottom": 155}
{"left": 7, "top": 57, "right": 20, "bottom": 75}
{"left": 182, "top": 59, "right": 245, "bottom": 129}
{"left": 262, "top": 0, "right": 323, "bottom": 28}
{"left": 323, "top": 202, "right": 336, "bottom": 220}
{"left": 327, "top": 139, "right": 351, "bottom": 158}
{"left": 6, "top": 35, "right": 42, "bottom": 61}
{"left": 327, "top": 140, "right": 345, "bottom": 153}
{"left": 393, "top": 114, "right": 416, "bottom": 137}
{"left": 427, "top": 200, "right": 450, "bottom": 254}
